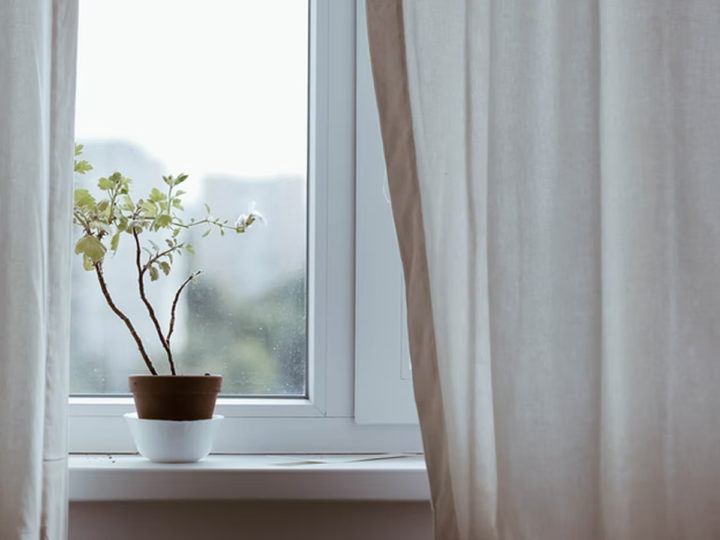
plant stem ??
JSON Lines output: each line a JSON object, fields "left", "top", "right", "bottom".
{"left": 166, "top": 271, "right": 201, "bottom": 345}
{"left": 145, "top": 244, "right": 181, "bottom": 269}
{"left": 94, "top": 262, "right": 157, "bottom": 375}
{"left": 133, "top": 229, "right": 176, "bottom": 375}
{"left": 131, "top": 215, "right": 240, "bottom": 232}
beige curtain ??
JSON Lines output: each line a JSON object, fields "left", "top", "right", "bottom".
{"left": 0, "top": 0, "right": 78, "bottom": 538}
{"left": 367, "top": 1, "right": 720, "bottom": 539}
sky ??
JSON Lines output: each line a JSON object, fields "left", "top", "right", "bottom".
{"left": 75, "top": 0, "right": 309, "bottom": 182}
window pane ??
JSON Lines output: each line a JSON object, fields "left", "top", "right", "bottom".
{"left": 71, "top": 0, "right": 308, "bottom": 395}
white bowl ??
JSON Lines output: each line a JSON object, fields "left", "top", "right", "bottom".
{"left": 124, "top": 412, "right": 224, "bottom": 463}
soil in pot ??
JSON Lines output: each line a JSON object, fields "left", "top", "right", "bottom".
{"left": 129, "top": 375, "right": 222, "bottom": 420}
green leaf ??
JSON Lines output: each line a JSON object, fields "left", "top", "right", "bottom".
{"left": 176, "top": 174, "right": 188, "bottom": 185}
{"left": 74, "top": 144, "right": 93, "bottom": 174}
{"left": 139, "top": 200, "right": 158, "bottom": 217}
{"left": 110, "top": 232, "right": 120, "bottom": 253}
{"left": 75, "top": 235, "right": 107, "bottom": 263}
{"left": 204, "top": 203, "right": 211, "bottom": 215}
{"left": 82, "top": 254, "right": 94, "bottom": 271}
{"left": 172, "top": 199, "right": 184, "bottom": 210}
{"left": 149, "top": 265, "right": 159, "bottom": 281}
{"left": 185, "top": 244, "right": 195, "bottom": 254}
{"left": 74, "top": 160, "right": 93, "bottom": 175}
{"left": 202, "top": 229, "right": 211, "bottom": 238}
{"left": 149, "top": 187, "right": 166, "bottom": 202}
{"left": 97, "top": 177, "right": 113, "bottom": 191}
{"left": 159, "top": 261, "right": 171, "bottom": 276}
{"left": 74, "top": 189, "right": 96, "bottom": 209}
{"left": 154, "top": 214, "right": 173, "bottom": 229}
{"left": 121, "top": 195, "right": 134, "bottom": 211}
{"left": 91, "top": 221, "right": 111, "bottom": 234}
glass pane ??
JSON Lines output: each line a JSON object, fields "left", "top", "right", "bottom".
{"left": 71, "top": 0, "right": 308, "bottom": 396}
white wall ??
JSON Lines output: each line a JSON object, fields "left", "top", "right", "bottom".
{"left": 70, "top": 501, "right": 433, "bottom": 540}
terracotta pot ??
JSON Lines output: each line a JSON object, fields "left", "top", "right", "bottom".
{"left": 128, "top": 375, "right": 222, "bottom": 420}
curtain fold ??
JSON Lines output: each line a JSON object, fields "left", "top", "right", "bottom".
{"left": 0, "top": 0, "right": 78, "bottom": 538}
{"left": 367, "top": 1, "right": 720, "bottom": 539}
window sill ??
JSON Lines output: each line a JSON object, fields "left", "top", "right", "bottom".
{"left": 69, "top": 453, "right": 430, "bottom": 502}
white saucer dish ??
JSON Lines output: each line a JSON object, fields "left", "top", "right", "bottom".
{"left": 124, "top": 412, "right": 224, "bottom": 463}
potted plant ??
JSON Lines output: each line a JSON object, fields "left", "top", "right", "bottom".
{"left": 73, "top": 145, "right": 261, "bottom": 460}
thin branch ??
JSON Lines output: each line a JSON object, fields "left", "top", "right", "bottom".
{"left": 166, "top": 270, "right": 201, "bottom": 345}
{"left": 94, "top": 263, "right": 157, "bottom": 375}
{"left": 131, "top": 215, "right": 239, "bottom": 232}
{"left": 144, "top": 244, "right": 181, "bottom": 270}
{"left": 133, "top": 229, "right": 176, "bottom": 375}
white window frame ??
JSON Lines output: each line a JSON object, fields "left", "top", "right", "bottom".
{"left": 354, "top": 0, "right": 418, "bottom": 425}
{"left": 68, "top": 0, "right": 421, "bottom": 454}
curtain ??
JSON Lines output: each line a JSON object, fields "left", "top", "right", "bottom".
{"left": 367, "top": 1, "right": 720, "bottom": 539}
{"left": 0, "top": 0, "right": 78, "bottom": 538}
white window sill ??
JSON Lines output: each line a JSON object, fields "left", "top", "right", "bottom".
{"left": 69, "top": 453, "right": 430, "bottom": 502}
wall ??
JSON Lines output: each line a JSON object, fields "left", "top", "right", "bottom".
{"left": 70, "top": 501, "right": 433, "bottom": 540}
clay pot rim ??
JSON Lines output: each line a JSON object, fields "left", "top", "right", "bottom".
{"left": 128, "top": 374, "right": 223, "bottom": 420}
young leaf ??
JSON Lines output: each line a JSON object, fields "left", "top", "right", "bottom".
{"left": 73, "top": 144, "right": 93, "bottom": 174}
{"left": 185, "top": 244, "right": 195, "bottom": 254}
{"left": 82, "top": 254, "right": 94, "bottom": 271}
{"left": 91, "top": 221, "right": 111, "bottom": 234}
{"left": 154, "top": 214, "right": 173, "bottom": 229}
{"left": 98, "top": 177, "right": 113, "bottom": 191}
{"left": 149, "top": 265, "right": 159, "bottom": 281}
{"left": 74, "top": 160, "right": 93, "bottom": 175}
{"left": 159, "top": 261, "right": 171, "bottom": 276}
{"left": 121, "top": 195, "right": 134, "bottom": 211}
{"left": 149, "top": 187, "right": 166, "bottom": 202}
{"left": 110, "top": 232, "right": 120, "bottom": 253}
{"left": 74, "top": 189, "right": 96, "bottom": 209}
{"left": 75, "top": 235, "right": 107, "bottom": 263}
{"left": 139, "top": 200, "right": 158, "bottom": 217}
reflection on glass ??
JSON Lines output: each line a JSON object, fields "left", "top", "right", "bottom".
{"left": 71, "top": 0, "right": 308, "bottom": 395}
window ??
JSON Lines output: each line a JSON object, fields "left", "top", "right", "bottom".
{"left": 69, "top": 0, "right": 421, "bottom": 454}
{"left": 72, "top": 0, "right": 308, "bottom": 396}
